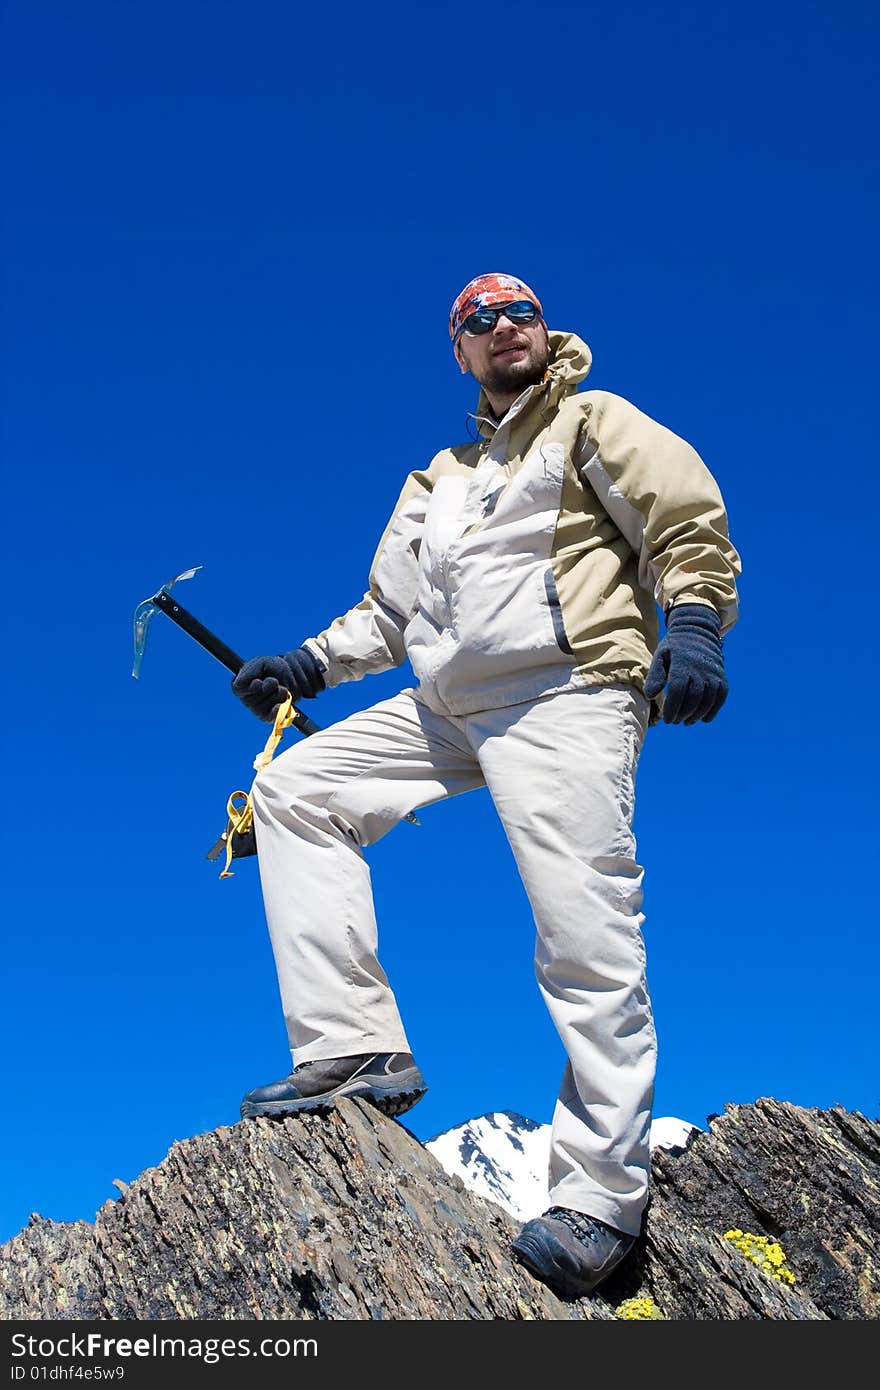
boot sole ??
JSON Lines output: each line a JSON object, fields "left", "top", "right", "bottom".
{"left": 240, "top": 1074, "right": 427, "bottom": 1121}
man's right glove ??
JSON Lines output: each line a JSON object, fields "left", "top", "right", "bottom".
{"left": 644, "top": 603, "right": 728, "bottom": 725}
{"left": 231, "top": 645, "right": 326, "bottom": 722}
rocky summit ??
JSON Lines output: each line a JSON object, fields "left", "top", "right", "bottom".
{"left": 1, "top": 1098, "right": 877, "bottom": 1320}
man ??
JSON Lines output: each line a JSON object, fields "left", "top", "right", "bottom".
{"left": 232, "top": 272, "right": 742, "bottom": 1300}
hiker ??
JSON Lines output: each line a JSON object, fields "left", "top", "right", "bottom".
{"left": 232, "top": 272, "right": 742, "bottom": 1300}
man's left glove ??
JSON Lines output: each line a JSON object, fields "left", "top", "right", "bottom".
{"left": 231, "top": 645, "right": 326, "bottom": 722}
{"left": 644, "top": 603, "right": 728, "bottom": 725}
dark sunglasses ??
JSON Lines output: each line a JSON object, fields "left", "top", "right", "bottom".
{"left": 461, "top": 300, "right": 540, "bottom": 337}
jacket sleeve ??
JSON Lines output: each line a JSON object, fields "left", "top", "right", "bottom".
{"left": 576, "top": 391, "right": 742, "bottom": 634}
{"left": 300, "top": 469, "right": 432, "bottom": 687}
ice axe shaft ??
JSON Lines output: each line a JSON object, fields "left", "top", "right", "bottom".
{"left": 150, "top": 588, "right": 246, "bottom": 677}
{"left": 131, "top": 570, "right": 418, "bottom": 823}
{"left": 148, "top": 590, "right": 325, "bottom": 739}
{"left": 132, "top": 568, "right": 321, "bottom": 738}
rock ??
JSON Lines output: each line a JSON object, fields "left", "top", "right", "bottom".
{"left": 0, "top": 1097, "right": 876, "bottom": 1320}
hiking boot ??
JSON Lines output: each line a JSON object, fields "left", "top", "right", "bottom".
{"left": 511, "top": 1206, "right": 635, "bottom": 1299}
{"left": 239, "top": 1052, "right": 427, "bottom": 1120}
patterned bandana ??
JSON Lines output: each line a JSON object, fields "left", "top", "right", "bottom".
{"left": 448, "top": 272, "right": 543, "bottom": 343}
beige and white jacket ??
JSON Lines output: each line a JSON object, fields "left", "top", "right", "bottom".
{"left": 303, "top": 331, "right": 742, "bottom": 725}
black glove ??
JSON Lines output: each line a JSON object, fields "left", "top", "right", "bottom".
{"left": 231, "top": 645, "right": 326, "bottom": 723}
{"left": 644, "top": 603, "right": 728, "bottom": 725}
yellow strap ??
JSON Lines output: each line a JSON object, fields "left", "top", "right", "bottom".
{"left": 252, "top": 689, "right": 294, "bottom": 772}
{"left": 219, "top": 791, "right": 252, "bottom": 879}
{"left": 219, "top": 691, "right": 295, "bottom": 878}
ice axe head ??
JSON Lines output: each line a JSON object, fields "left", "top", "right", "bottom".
{"left": 132, "top": 567, "right": 202, "bottom": 679}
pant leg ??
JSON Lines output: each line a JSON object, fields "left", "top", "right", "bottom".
{"left": 468, "top": 683, "right": 654, "bottom": 1237}
{"left": 250, "top": 688, "right": 484, "bottom": 1066}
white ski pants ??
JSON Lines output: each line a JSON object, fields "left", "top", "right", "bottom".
{"left": 251, "top": 681, "right": 655, "bottom": 1236}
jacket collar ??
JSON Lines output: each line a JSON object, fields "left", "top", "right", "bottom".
{"left": 470, "top": 330, "right": 593, "bottom": 441}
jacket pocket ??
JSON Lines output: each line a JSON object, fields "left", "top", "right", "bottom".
{"left": 543, "top": 567, "right": 575, "bottom": 655}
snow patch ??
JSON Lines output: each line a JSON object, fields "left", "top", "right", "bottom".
{"left": 426, "top": 1110, "right": 701, "bottom": 1222}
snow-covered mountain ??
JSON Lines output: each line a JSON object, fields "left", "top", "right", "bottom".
{"left": 426, "top": 1111, "right": 701, "bottom": 1221}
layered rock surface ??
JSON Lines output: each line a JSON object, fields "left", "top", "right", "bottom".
{"left": 1, "top": 1098, "right": 877, "bottom": 1320}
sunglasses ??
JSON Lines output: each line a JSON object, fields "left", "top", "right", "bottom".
{"left": 460, "top": 300, "right": 540, "bottom": 337}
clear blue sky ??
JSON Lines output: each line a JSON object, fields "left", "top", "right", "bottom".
{"left": 2, "top": 0, "right": 878, "bottom": 1247}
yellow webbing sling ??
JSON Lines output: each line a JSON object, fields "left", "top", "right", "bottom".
{"left": 219, "top": 690, "right": 295, "bottom": 879}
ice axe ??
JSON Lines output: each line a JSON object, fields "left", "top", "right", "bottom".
{"left": 131, "top": 568, "right": 419, "bottom": 852}
{"left": 132, "top": 566, "right": 321, "bottom": 737}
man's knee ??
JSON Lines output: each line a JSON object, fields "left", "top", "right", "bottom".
{"left": 250, "top": 738, "right": 337, "bottom": 818}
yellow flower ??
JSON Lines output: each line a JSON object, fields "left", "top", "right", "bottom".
{"left": 721, "top": 1229, "right": 796, "bottom": 1287}
{"left": 615, "top": 1296, "right": 665, "bottom": 1320}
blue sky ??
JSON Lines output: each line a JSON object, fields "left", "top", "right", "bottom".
{"left": 2, "top": 0, "right": 878, "bottom": 1246}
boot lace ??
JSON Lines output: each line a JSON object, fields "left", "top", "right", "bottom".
{"left": 544, "top": 1207, "right": 602, "bottom": 1246}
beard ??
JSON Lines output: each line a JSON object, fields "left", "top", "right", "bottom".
{"left": 476, "top": 328, "right": 551, "bottom": 403}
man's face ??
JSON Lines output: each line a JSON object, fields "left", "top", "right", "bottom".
{"left": 455, "top": 304, "right": 551, "bottom": 401}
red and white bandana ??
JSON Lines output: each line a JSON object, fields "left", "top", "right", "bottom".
{"left": 448, "top": 272, "right": 543, "bottom": 342}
